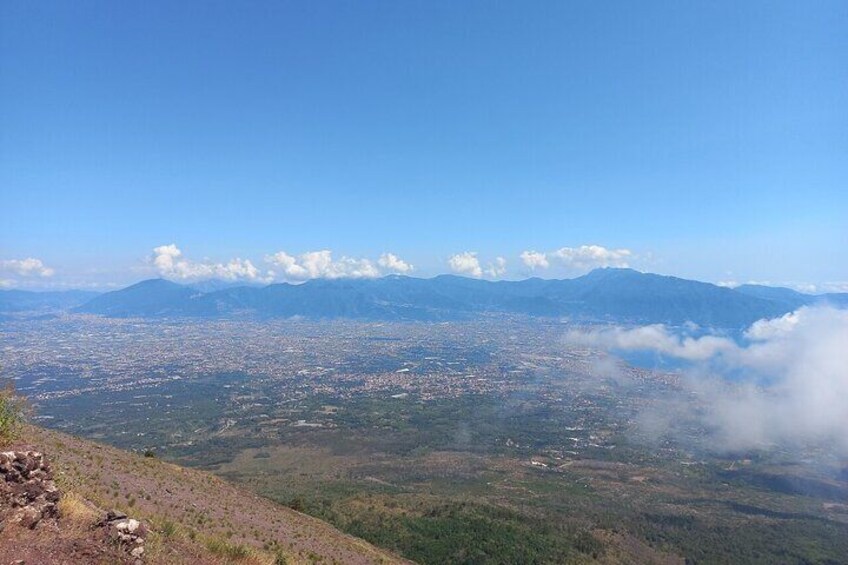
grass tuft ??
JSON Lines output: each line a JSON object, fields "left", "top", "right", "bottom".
{"left": 58, "top": 491, "right": 100, "bottom": 525}
{"left": 205, "top": 536, "right": 252, "bottom": 560}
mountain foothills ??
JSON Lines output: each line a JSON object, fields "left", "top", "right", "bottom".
{"left": 4, "top": 268, "right": 845, "bottom": 328}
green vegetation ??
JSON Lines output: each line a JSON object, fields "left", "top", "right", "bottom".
{"left": 0, "top": 382, "right": 26, "bottom": 444}
{"left": 204, "top": 536, "right": 251, "bottom": 560}
{"left": 148, "top": 516, "right": 179, "bottom": 539}
{"left": 319, "top": 496, "right": 589, "bottom": 564}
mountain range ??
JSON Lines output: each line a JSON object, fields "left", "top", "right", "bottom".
{"left": 0, "top": 268, "right": 838, "bottom": 328}
{"left": 0, "top": 289, "right": 101, "bottom": 313}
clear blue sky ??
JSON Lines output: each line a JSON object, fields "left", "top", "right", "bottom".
{"left": 2, "top": 1, "right": 846, "bottom": 289}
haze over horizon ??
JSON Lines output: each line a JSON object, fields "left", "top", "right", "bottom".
{"left": 2, "top": 2, "right": 846, "bottom": 291}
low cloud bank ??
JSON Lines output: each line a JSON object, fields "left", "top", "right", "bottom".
{"left": 567, "top": 306, "right": 848, "bottom": 455}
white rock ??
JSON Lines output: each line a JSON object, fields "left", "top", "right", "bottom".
{"left": 116, "top": 518, "right": 140, "bottom": 533}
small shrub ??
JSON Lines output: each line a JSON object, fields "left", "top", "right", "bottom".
{"left": 0, "top": 382, "right": 27, "bottom": 444}
{"left": 287, "top": 497, "right": 306, "bottom": 512}
{"left": 158, "top": 518, "right": 178, "bottom": 537}
{"left": 574, "top": 529, "right": 604, "bottom": 556}
{"left": 205, "top": 536, "right": 251, "bottom": 560}
{"left": 58, "top": 491, "right": 100, "bottom": 525}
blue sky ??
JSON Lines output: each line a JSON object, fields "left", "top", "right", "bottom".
{"left": 2, "top": 1, "right": 846, "bottom": 290}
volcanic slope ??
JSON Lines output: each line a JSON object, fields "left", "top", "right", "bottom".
{"left": 0, "top": 424, "right": 408, "bottom": 565}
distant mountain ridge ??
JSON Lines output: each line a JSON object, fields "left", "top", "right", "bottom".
{"left": 734, "top": 283, "right": 848, "bottom": 309}
{"left": 71, "top": 279, "right": 199, "bottom": 318}
{"left": 0, "top": 289, "right": 100, "bottom": 313}
{"left": 62, "top": 268, "right": 848, "bottom": 328}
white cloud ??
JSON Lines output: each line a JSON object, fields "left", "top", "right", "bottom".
{"left": 550, "top": 245, "right": 632, "bottom": 270}
{"left": 447, "top": 253, "right": 506, "bottom": 279}
{"left": 821, "top": 282, "right": 848, "bottom": 293}
{"left": 519, "top": 251, "right": 550, "bottom": 270}
{"left": 448, "top": 252, "right": 483, "bottom": 278}
{"left": 486, "top": 257, "right": 507, "bottom": 278}
{"left": 265, "top": 250, "right": 409, "bottom": 281}
{"left": 569, "top": 306, "right": 848, "bottom": 454}
{"left": 488, "top": 257, "right": 507, "bottom": 278}
{"left": 152, "top": 244, "right": 273, "bottom": 283}
{"left": 566, "top": 324, "right": 735, "bottom": 361}
{"left": 263, "top": 251, "right": 306, "bottom": 280}
{"left": 519, "top": 245, "right": 633, "bottom": 273}
{"left": 152, "top": 244, "right": 198, "bottom": 279}
{"left": 744, "top": 309, "right": 801, "bottom": 341}
{"left": 1, "top": 257, "right": 55, "bottom": 278}
{"left": 378, "top": 253, "right": 414, "bottom": 274}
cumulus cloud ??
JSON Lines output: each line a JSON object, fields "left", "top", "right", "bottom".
{"left": 569, "top": 306, "right": 848, "bottom": 454}
{"left": 519, "top": 245, "right": 632, "bottom": 272}
{"left": 486, "top": 257, "right": 507, "bottom": 278}
{"left": 448, "top": 252, "right": 483, "bottom": 278}
{"left": 152, "top": 244, "right": 273, "bottom": 283}
{"left": 1, "top": 258, "right": 55, "bottom": 278}
{"left": 519, "top": 251, "right": 549, "bottom": 270}
{"left": 551, "top": 245, "right": 632, "bottom": 269}
{"left": 263, "top": 251, "right": 305, "bottom": 279}
{"left": 265, "top": 250, "right": 411, "bottom": 281}
{"left": 378, "top": 253, "right": 414, "bottom": 274}
{"left": 447, "top": 253, "right": 507, "bottom": 279}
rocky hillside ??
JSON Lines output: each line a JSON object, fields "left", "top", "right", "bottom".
{"left": 0, "top": 425, "right": 408, "bottom": 564}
